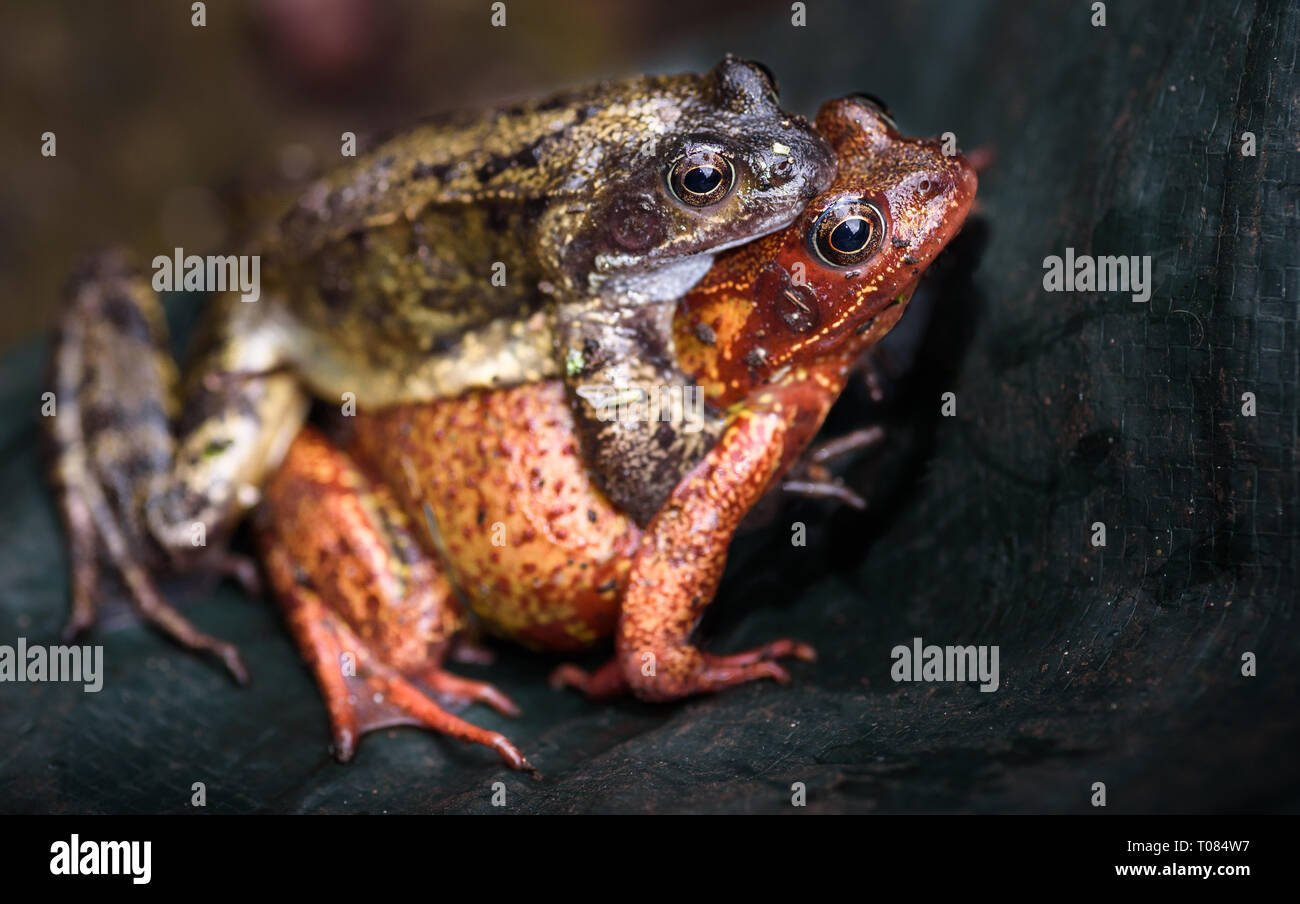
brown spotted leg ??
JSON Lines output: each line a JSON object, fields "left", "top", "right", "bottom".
{"left": 47, "top": 256, "right": 252, "bottom": 680}
{"left": 259, "top": 427, "right": 533, "bottom": 773}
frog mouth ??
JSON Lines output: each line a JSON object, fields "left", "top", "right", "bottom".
{"left": 593, "top": 202, "right": 809, "bottom": 301}
{"left": 675, "top": 201, "right": 807, "bottom": 260}
{"left": 595, "top": 255, "right": 716, "bottom": 302}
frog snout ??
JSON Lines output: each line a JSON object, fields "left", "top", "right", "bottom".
{"left": 954, "top": 158, "right": 979, "bottom": 209}
{"left": 924, "top": 157, "right": 979, "bottom": 223}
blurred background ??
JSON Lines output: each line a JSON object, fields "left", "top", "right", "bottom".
{"left": 1, "top": 0, "right": 1296, "bottom": 813}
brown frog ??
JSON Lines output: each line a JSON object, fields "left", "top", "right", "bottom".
{"left": 46, "top": 58, "right": 835, "bottom": 680}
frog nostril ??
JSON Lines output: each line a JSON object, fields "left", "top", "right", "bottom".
{"left": 914, "top": 174, "right": 949, "bottom": 201}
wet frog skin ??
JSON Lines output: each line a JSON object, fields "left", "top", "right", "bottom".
{"left": 45, "top": 58, "right": 833, "bottom": 678}
{"left": 257, "top": 97, "right": 977, "bottom": 768}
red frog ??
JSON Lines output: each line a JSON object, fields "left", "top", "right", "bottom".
{"left": 256, "top": 96, "right": 978, "bottom": 772}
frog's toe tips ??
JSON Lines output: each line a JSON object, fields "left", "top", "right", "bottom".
{"left": 754, "top": 638, "right": 816, "bottom": 665}
{"left": 549, "top": 658, "right": 628, "bottom": 701}
{"left": 216, "top": 645, "right": 251, "bottom": 686}
{"left": 547, "top": 663, "right": 585, "bottom": 691}
{"left": 475, "top": 684, "right": 521, "bottom": 718}
{"left": 330, "top": 729, "right": 358, "bottom": 763}
{"left": 448, "top": 638, "right": 496, "bottom": 666}
{"left": 491, "top": 735, "right": 538, "bottom": 776}
{"left": 229, "top": 561, "right": 264, "bottom": 598}
{"left": 762, "top": 662, "right": 794, "bottom": 685}
{"left": 61, "top": 615, "right": 91, "bottom": 643}
{"left": 423, "top": 668, "right": 521, "bottom": 717}
{"left": 793, "top": 642, "right": 818, "bottom": 663}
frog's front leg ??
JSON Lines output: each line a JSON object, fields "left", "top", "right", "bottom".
{"left": 554, "top": 404, "right": 816, "bottom": 703}
{"left": 559, "top": 297, "right": 725, "bottom": 526}
{"left": 257, "top": 427, "right": 532, "bottom": 772}
{"left": 47, "top": 253, "right": 308, "bottom": 681}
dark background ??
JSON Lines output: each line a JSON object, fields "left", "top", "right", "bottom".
{"left": 1, "top": 0, "right": 1296, "bottom": 813}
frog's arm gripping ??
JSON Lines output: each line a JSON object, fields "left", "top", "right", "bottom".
{"left": 558, "top": 296, "right": 726, "bottom": 527}
{"left": 257, "top": 427, "right": 532, "bottom": 772}
{"left": 554, "top": 398, "right": 817, "bottom": 702}
{"left": 44, "top": 252, "right": 307, "bottom": 681}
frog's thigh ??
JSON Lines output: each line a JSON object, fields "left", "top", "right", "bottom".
{"left": 258, "top": 427, "right": 530, "bottom": 770}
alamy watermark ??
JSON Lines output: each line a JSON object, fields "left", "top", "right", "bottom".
{"left": 50, "top": 835, "right": 150, "bottom": 884}
{"left": 0, "top": 637, "right": 103, "bottom": 692}
{"left": 574, "top": 383, "right": 705, "bottom": 434}
{"left": 152, "top": 247, "right": 261, "bottom": 303}
{"left": 1042, "top": 247, "right": 1151, "bottom": 302}
{"left": 891, "top": 636, "right": 1000, "bottom": 692}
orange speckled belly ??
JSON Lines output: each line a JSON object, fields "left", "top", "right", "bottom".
{"left": 350, "top": 380, "right": 641, "bottom": 652}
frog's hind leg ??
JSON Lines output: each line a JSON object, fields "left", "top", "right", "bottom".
{"left": 258, "top": 427, "right": 533, "bottom": 773}
{"left": 47, "top": 253, "right": 254, "bottom": 680}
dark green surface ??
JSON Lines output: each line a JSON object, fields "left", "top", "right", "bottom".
{"left": 2, "top": 0, "right": 1297, "bottom": 812}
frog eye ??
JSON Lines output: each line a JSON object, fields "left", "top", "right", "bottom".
{"left": 667, "top": 149, "right": 735, "bottom": 207}
{"left": 811, "top": 199, "right": 885, "bottom": 267}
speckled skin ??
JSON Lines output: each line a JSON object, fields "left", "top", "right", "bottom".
{"left": 258, "top": 98, "right": 976, "bottom": 766}
{"left": 45, "top": 59, "right": 833, "bottom": 679}
{"left": 352, "top": 383, "right": 639, "bottom": 652}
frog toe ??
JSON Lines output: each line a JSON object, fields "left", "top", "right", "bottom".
{"left": 549, "top": 658, "right": 628, "bottom": 701}
{"left": 258, "top": 428, "right": 535, "bottom": 770}
{"left": 422, "top": 667, "right": 522, "bottom": 718}
{"left": 446, "top": 636, "right": 496, "bottom": 666}
{"left": 706, "top": 638, "right": 818, "bottom": 668}
{"left": 122, "top": 564, "right": 250, "bottom": 684}
{"left": 53, "top": 457, "right": 249, "bottom": 684}
{"left": 272, "top": 569, "right": 533, "bottom": 771}
{"left": 622, "top": 639, "right": 816, "bottom": 703}
{"left": 202, "top": 551, "right": 263, "bottom": 597}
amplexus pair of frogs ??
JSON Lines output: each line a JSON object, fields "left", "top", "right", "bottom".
{"left": 47, "top": 57, "right": 976, "bottom": 773}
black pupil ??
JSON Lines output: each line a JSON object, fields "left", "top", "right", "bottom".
{"left": 683, "top": 164, "right": 722, "bottom": 195}
{"left": 830, "top": 217, "right": 871, "bottom": 253}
